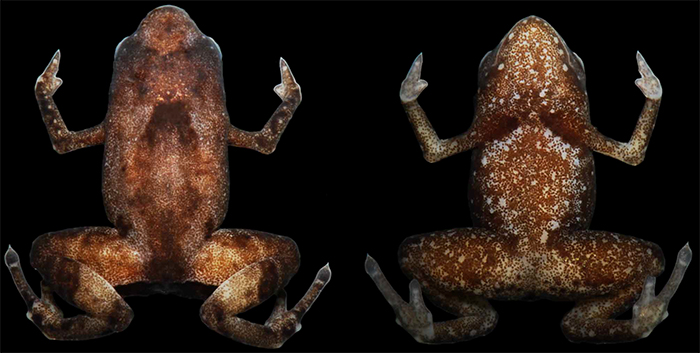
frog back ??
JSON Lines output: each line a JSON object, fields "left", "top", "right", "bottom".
{"left": 101, "top": 6, "right": 230, "bottom": 235}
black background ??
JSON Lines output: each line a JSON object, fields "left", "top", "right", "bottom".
{"left": 1, "top": 1, "right": 698, "bottom": 352}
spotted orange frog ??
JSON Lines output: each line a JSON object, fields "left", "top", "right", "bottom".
{"left": 366, "top": 16, "right": 691, "bottom": 344}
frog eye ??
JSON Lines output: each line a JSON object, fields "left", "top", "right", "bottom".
{"left": 479, "top": 50, "right": 493, "bottom": 69}
{"left": 114, "top": 36, "right": 128, "bottom": 59}
{"left": 570, "top": 51, "right": 587, "bottom": 91}
{"left": 209, "top": 37, "right": 222, "bottom": 59}
{"left": 573, "top": 52, "right": 585, "bottom": 72}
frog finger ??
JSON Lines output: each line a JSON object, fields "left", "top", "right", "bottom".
{"left": 400, "top": 54, "right": 428, "bottom": 102}
{"left": 634, "top": 52, "right": 662, "bottom": 99}
{"left": 274, "top": 57, "right": 301, "bottom": 101}
{"left": 406, "top": 53, "right": 424, "bottom": 81}
{"left": 35, "top": 50, "right": 63, "bottom": 96}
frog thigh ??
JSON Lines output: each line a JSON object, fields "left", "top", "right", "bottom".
{"left": 398, "top": 228, "right": 527, "bottom": 298}
{"left": 545, "top": 230, "right": 664, "bottom": 297}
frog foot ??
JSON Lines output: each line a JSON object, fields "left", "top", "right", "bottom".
{"left": 365, "top": 255, "right": 436, "bottom": 343}
{"left": 400, "top": 53, "right": 428, "bottom": 103}
{"left": 35, "top": 50, "right": 63, "bottom": 97}
{"left": 273, "top": 58, "right": 302, "bottom": 101}
{"left": 398, "top": 279, "right": 436, "bottom": 343}
{"left": 631, "top": 243, "right": 692, "bottom": 338}
{"left": 634, "top": 51, "right": 662, "bottom": 100}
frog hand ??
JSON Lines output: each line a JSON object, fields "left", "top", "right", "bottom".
{"left": 35, "top": 50, "right": 63, "bottom": 97}
{"left": 634, "top": 52, "right": 662, "bottom": 100}
{"left": 273, "top": 58, "right": 301, "bottom": 102}
{"left": 400, "top": 53, "right": 428, "bottom": 103}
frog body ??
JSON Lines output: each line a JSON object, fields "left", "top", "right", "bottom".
{"left": 366, "top": 16, "right": 692, "bottom": 344}
{"left": 5, "top": 6, "right": 330, "bottom": 348}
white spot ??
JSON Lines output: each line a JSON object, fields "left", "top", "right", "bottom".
{"left": 509, "top": 33, "right": 514, "bottom": 40}
{"left": 562, "top": 64, "right": 568, "bottom": 72}
{"left": 539, "top": 89, "right": 548, "bottom": 97}
{"left": 499, "top": 98, "right": 504, "bottom": 104}
{"left": 558, "top": 48, "right": 564, "bottom": 55}
{"left": 540, "top": 230, "right": 549, "bottom": 244}
{"left": 482, "top": 156, "right": 488, "bottom": 165}
{"left": 513, "top": 93, "right": 520, "bottom": 99}
{"left": 498, "top": 63, "right": 504, "bottom": 70}
{"left": 499, "top": 198, "right": 506, "bottom": 207}
{"left": 550, "top": 221, "right": 560, "bottom": 230}
{"left": 470, "top": 329, "right": 477, "bottom": 336}
{"left": 553, "top": 37, "right": 559, "bottom": 44}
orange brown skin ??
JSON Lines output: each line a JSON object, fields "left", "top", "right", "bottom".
{"left": 5, "top": 6, "right": 329, "bottom": 348}
{"left": 366, "top": 16, "right": 691, "bottom": 344}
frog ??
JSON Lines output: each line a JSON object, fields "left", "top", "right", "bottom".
{"left": 4, "top": 5, "right": 330, "bottom": 349}
{"left": 365, "top": 15, "right": 692, "bottom": 344}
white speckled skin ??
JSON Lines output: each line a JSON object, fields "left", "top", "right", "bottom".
{"left": 4, "top": 6, "right": 330, "bottom": 348}
{"left": 367, "top": 16, "right": 692, "bottom": 344}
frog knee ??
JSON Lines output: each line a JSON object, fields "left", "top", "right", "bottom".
{"left": 273, "top": 235, "right": 300, "bottom": 276}
{"left": 29, "top": 233, "right": 54, "bottom": 269}
{"left": 107, "top": 300, "right": 134, "bottom": 333}
{"left": 275, "top": 235, "right": 298, "bottom": 260}
{"left": 397, "top": 235, "right": 423, "bottom": 270}
{"left": 645, "top": 241, "right": 665, "bottom": 277}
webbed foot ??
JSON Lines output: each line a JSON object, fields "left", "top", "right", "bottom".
{"left": 365, "top": 255, "right": 436, "bottom": 343}
{"left": 631, "top": 243, "right": 692, "bottom": 337}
